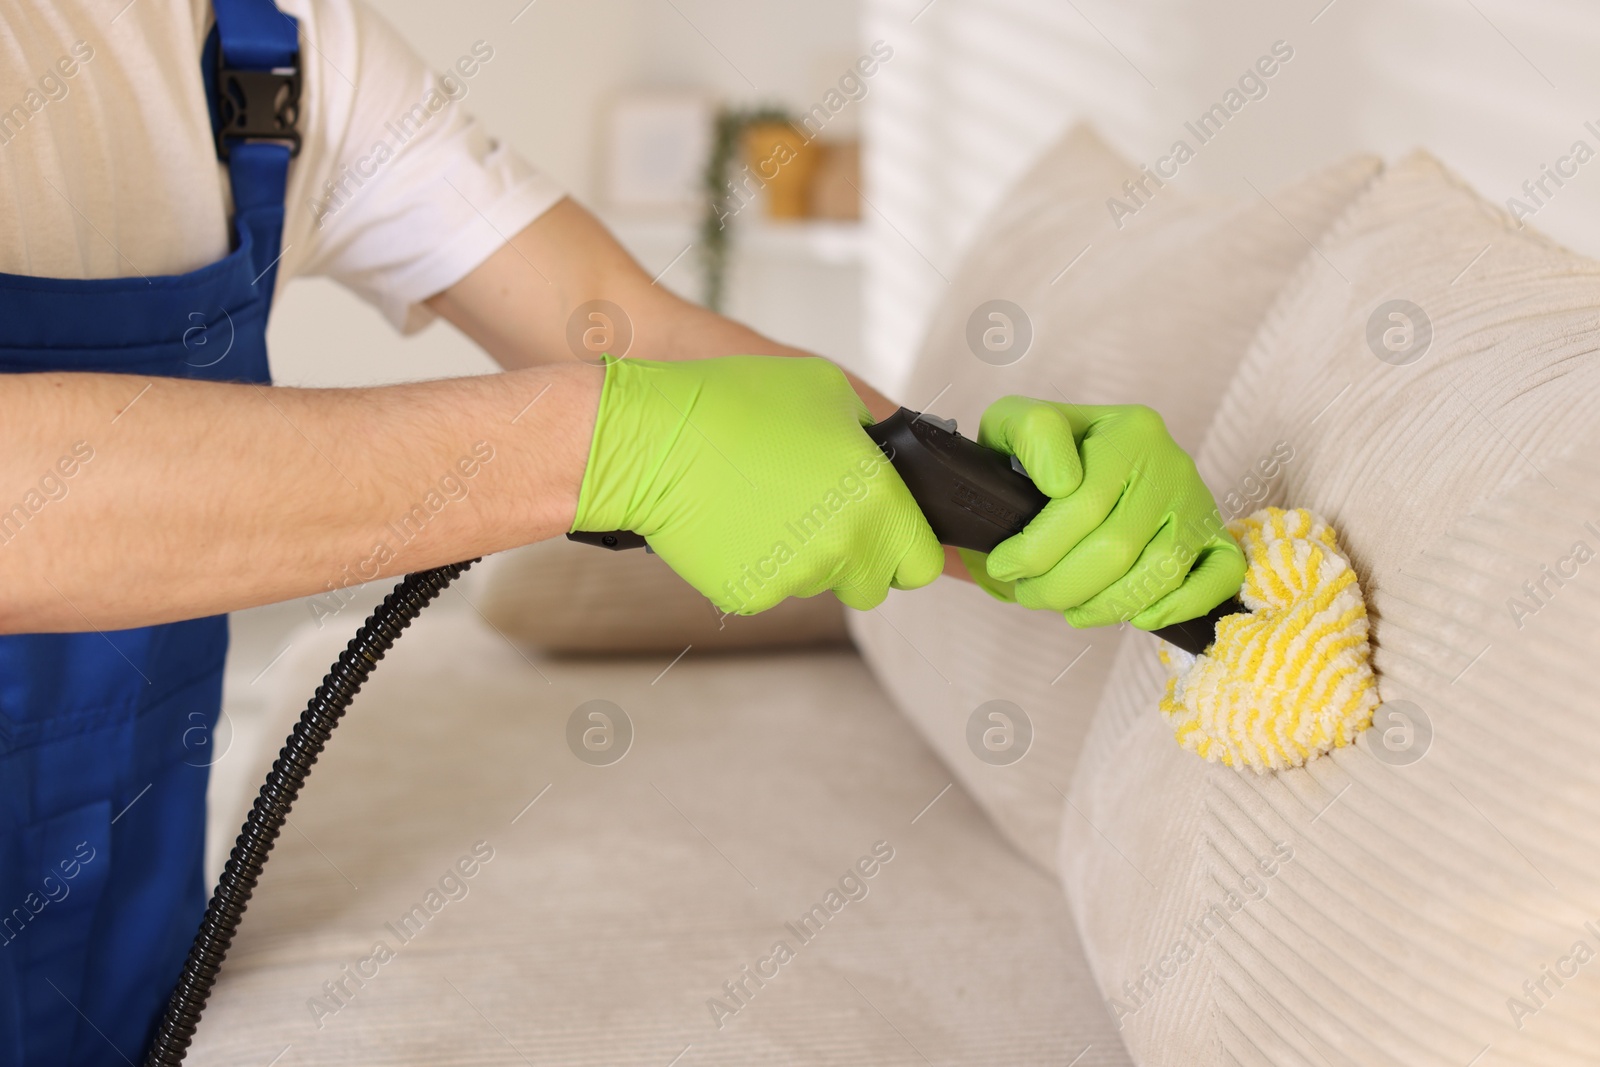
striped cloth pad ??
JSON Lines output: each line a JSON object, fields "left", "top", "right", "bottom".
{"left": 1160, "top": 506, "right": 1380, "bottom": 771}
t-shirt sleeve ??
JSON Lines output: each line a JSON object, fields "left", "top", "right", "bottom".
{"left": 278, "top": 0, "right": 565, "bottom": 333}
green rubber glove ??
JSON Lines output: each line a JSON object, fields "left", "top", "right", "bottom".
{"left": 572, "top": 355, "right": 944, "bottom": 615}
{"left": 975, "top": 397, "right": 1246, "bottom": 630}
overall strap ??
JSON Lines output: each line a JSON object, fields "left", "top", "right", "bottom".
{"left": 205, "top": 0, "right": 301, "bottom": 305}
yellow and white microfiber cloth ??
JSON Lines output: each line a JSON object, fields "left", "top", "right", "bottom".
{"left": 1158, "top": 507, "right": 1379, "bottom": 772}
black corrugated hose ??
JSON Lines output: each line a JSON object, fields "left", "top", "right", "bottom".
{"left": 141, "top": 560, "right": 478, "bottom": 1067}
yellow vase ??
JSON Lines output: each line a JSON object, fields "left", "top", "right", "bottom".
{"left": 741, "top": 121, "right": 819, "bottom": 220}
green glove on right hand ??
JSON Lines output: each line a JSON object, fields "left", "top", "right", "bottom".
{"left": 974, "top": 397, "right": 1246, "bottom": 630}
{"left": 572, "top": 355, "right": 945, "bottom": 615}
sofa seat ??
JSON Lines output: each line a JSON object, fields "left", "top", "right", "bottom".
{"left": 193, "top": 601, "right": 1131, "bottom": 1066}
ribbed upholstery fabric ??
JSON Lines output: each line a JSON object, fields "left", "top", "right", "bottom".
{"left": 1063, "top": 152, "right": 1600, "bottom": 1065}
{"left": 849, "top": 125, "right": 1381, "bottom": 872}
{"left": 193, "top": 608, "right": 1132, "bottom": 1066}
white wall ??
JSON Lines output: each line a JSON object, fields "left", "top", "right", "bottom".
{"left": 861, "top": 0, "right": 1600, "bottom": 393}
{"left": 268, "top": 0, "right": 865, "bottom": 388}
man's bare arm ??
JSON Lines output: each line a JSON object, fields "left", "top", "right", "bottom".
{"left": 0, "top": 365, "right": 600, "bottom": 633}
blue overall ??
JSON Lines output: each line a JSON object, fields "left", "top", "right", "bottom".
{"left": 0, "top": 2, "right": 297, "bottom": 1063}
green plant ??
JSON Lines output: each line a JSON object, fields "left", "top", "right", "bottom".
{"left": 699, "top": 105, "right": 792, "bottom": 312}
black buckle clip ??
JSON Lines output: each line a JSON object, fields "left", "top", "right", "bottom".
{"left": 213, "top": 52, "right": 302, "bottom": 160}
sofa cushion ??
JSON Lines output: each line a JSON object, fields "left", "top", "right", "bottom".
{"left": 1063, "top": 152, "right": 1600, "bottom": 1065}
{"left": 849, "top": 124, "right": 1380, "bottom": 872}
{"left": 195, "top": 608, "right": 1131, "bottom": 1065}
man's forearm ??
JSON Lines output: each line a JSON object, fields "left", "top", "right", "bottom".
{"left": 0, "top": 365, "right": 600, "bottom": 633}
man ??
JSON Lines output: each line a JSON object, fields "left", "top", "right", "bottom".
{"left": 0, "top": 1, "right": 1243, "bottom": 1063}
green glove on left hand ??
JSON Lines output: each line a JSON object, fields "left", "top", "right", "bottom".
{"left": 968, "top": 397, "right": 1246, "bottom": 630}
{"left": 572, "top": 355, "right": 945, "bottom": 615}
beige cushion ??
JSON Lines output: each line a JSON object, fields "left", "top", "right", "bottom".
{"left": 1064, "top": 152, "right": 1600, "bottom": 1065}
{"left": 849, "top": 124, "right": 1381, "bottom": 872}
{"left": 193, "top": 608, "right": 1131, "bottom": 1066}
{"left": 476, "top": 534, "right": 848, "bottom": 655}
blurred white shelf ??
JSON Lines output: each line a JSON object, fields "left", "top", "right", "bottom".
{"left": 742, "top": 219, "right": 863, "bottom": 264}
{"left": 595, "top": 211, "right": 865, "bottom": 368}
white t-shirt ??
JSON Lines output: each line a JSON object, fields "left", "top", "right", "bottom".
{"left": 0, "top": 0, "right": 565, "bottom": 332}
